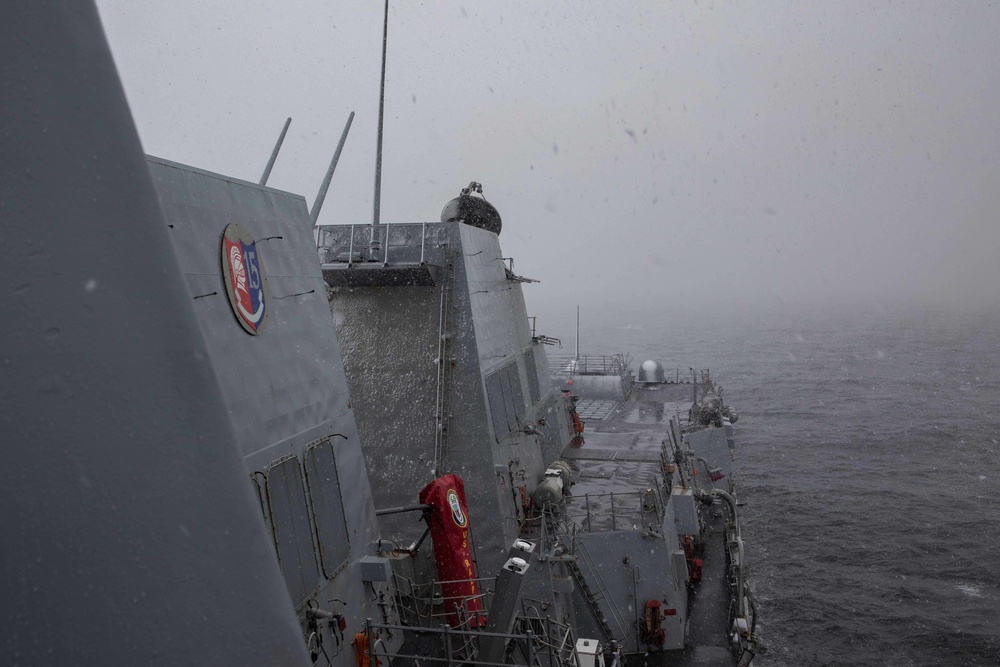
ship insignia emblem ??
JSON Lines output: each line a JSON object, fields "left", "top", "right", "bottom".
{"left": 447, "top": 489, "right": 467, "bottom": 527}
{"left": 221, "top": 223, "right": 269, "bottom": 335}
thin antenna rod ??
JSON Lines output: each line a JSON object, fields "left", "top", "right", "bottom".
{"left": 310, "top": 111, "right": 355, "bottom": 225}
{"left": 372, "top": 0, "right": 389, "bottom": 228}
{"left": 259, "top": 117, "right": 291, "bottom": 186}
{"left": 575, "top": 305, "right": 580, "bottom": 361}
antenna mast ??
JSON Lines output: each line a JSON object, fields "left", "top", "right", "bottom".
{"left": 259, "top": 117, "right": 291, "bottom": 186}
{"left": 371, "top": 0, "right": 389, "bottom": 230}
{"left": 310, "top": 112, "right": 355, "bottom": 225}
{"left": 575, "top": 305, "right": 580, "bottom": 362}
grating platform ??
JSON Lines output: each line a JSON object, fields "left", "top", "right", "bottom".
{"left": 575, "top": 399, "right": 619, "bottom": 421}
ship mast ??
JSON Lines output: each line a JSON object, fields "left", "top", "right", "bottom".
{"left": 575, "top": 305, "right": 580, "bottom": 363}
{"left": 371, "top": 0, "right": 389, "bottom": 240}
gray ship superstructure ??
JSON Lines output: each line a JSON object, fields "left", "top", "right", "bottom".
{"left": 5, "top": 3, "right": 318, "bottom": 663}
{"left": 318, "top": 204, "right": 567, "bottom": 578}
{"left": 146, "top": 156, "right": 405, "bottom": 664}
{"left": 317, "top": 189, "right": 758, "bottom": 665}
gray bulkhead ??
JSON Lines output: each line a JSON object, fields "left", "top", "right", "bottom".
{"left": 684, "top": 424, "right": 737, "bottom": 493}
{"left": 148, "top": 157, "right": 400, "bottom": 663}
{"left": 324, "top": 221, "right": 572, "bottom": 578}
{"left": 4, "top": 4, "right": 310, "bottom": 663}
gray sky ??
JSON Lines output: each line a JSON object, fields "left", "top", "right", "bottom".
{"left": 96, "top": 1, "right": 1000, "bottom": 315}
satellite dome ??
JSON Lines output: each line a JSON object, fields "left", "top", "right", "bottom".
{"left": 441, "top": 181, "right": 502, "bottom": 235}
{"left": 638, "top": 359, "right": 666, "bottom": 383}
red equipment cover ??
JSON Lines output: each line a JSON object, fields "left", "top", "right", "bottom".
{"left": 418, "top": 474, "right": 485, "bottom": 627}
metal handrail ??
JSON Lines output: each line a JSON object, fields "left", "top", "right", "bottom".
{"left": 547, "top": 353, "right": 630, "bottom": 378}
{"left": 382, "top": 222, "right": 390, "bottom": 266}
{"left": 563, "top": 490, "right": 664, "bottom": 533}
{"left": 347, "top": 223, "right": 355, "bottom": 266}
{"left": 317, "top": 222, "right": 431, "bottom": 267}
{"left": 392, "top": 571, "right": 497, "bottom": 627}
{"left": 363, "top": 615, "right": 585, "bottom": 667}
{"left": 420, "top": 221, "right": 427, "bottom": 265}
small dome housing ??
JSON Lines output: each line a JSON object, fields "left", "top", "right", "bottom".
{"left": 638, "top": 359, "right": 666, "bottom": 383}
{"left": 441, "top": 181, "right": 502, "bottom": 235}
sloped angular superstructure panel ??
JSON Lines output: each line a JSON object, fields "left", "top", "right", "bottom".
{"left": 322, "top": 221, "right": 571, "bottom": 577}
{"left": 149, "top": 157, "right": 352, "bottom": 457}
{"left": 2, "top": 4, "right": 308, "bottom": 664}
{"left": 149, "top": 158, "right": 400, "bottom": 663}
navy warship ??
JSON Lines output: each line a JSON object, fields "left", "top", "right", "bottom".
{"left": 317, "top": 186, "right": 757, "bottom": 666}
{"left": 5, "top": 2, "right": 755, "bottom": 665}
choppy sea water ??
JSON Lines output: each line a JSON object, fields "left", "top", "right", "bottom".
{"left": 545, "top": 302, "right": 1000, "bottom": 666}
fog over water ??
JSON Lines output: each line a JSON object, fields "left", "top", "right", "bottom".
{"left": 96, "top": 1, "right": 1000, "bottom": 315}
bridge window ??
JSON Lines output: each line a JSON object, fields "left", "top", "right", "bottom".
{"left": 304, "top": 439, "right": 351, "bottom": 578}
{"left": 523, "top": 349, "right": 541, "bottom": 406}
{"left": 486, "top": 370, "right": 509, "bottom": 440}
{"left": 487, "top": 360, "right": 527, "bottom": 440}
{"left": 264, "top": 456, "right": 320, "bottom": 606}
{"left": 504, "top": 361, "right": 526, "bottom": 425}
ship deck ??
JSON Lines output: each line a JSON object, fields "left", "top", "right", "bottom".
{"left": 562, "top": 383, "right": 699, "bottom": 532}
{"left": 560, "top": 380, "right": 740, "bottom": 665}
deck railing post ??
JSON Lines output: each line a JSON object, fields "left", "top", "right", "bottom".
{"left": 347, "top": 224, "right": 356, "bottom": 267}
{"left": 420, "top": 221, "right": 427, "bottom": 265}
{"left": 610, "top": 493, "right": 616, "bottom": 531}
{"left": 383, "top": 222, "right": 390, "bottom": 266}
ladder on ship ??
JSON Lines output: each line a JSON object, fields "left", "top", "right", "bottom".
{"left": 433, "top": 246, "right": 455, "bottom": 474}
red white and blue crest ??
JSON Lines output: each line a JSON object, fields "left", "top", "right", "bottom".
{"left": 447, "top": 488, "right": 468, "bottom": 527}
{"left": 221, "top": 223, "right": 269, "bottom": 335}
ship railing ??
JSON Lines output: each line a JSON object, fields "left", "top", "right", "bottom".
{"left": 316, "top": 222, "right": 437, "bottom": 267}
{"left": 510, "top": 613, "right": 582, "bottom": 667}
{"left": 362, "top": 614, "right": 585, "bottom": 667}
{"left": 392, "top": 572, "right": 496, "bottom": 629}
{"left": 636, "top": 367, "right": 711, "bottom": 385}
{"left": 562, "top": 483, "right": 668, "bottom": 533}
{"left": 547, "top": 353, "right": 630, "bottom": 378}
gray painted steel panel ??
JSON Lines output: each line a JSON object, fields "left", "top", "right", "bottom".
{"left": 149, "top": 156, "right": 351, "bottom": 458}
{"left": 328, "top": 283, "right": 442, "bottom": 543}
{"left": 149, "top": 157, "right": 397, "bottom": 662}
{"left": 672, "top": 488, "right": 702, "bottom": 535}
{"left": 576, "top": 531, "right": 687, "bottom": 651}
{"left": 325, "top": 221, "right": 572, "bottom": 577}
{"left": 2, "top": 4, "right": 308, "bottom": 663}
{"left": 686, "top": 426, "right": 735, "bottom": 493}
{"left": 461, "top": 224, "right": 535, "bottom": 368}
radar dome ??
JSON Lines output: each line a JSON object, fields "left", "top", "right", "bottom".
{"left": 441, "top": 181, "right": 502, "bottom": 235}
{"left": 638, "top": 359, "right": 666, "bottom": 383}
